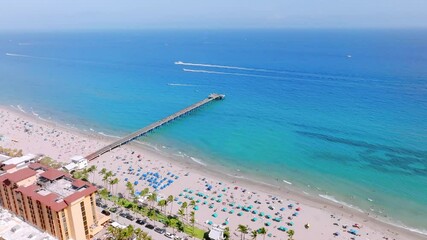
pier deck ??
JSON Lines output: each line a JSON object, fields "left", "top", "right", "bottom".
{"left": 85, "top": 93, "right": 225, "bottom": 161}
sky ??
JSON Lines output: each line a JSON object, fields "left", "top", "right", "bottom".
{"left": 0, "top": 0, "right": 426, "bottom": 30}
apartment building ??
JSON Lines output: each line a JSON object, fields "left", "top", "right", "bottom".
{"left": 0, "top": 162, "right": 109, "bottom": 240}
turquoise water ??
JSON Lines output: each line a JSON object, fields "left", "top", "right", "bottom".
{"left": 0, "top": 30, "right": 426, "bottom": 233}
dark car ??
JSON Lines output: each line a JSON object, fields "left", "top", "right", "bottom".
{"left": 154, "top": 227, "right": 166, "bottom": 234}
{"left": 101, "top": 210, "right": 110, "bottom": 216}
{"left": 119, "top": 212, "right": 127, "bottom": 218}
{"left": 125, "top": 214, "right": 135, "bottom": 221}
{"left": 135, "top": 219, "right": 146, "bottom": 225}
{"left": 145, "top": 224, "right": 155, "bottom": 230}
{"left": 101, "top": 204, "right": 108, "bottom": 209}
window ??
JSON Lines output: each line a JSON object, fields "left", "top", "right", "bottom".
{"left": 80, "top": 202, "right": 89, "bottom": 236}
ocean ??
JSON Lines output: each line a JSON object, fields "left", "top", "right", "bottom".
{"left": 0, "top": 29, "right": 426, "bottom": 234}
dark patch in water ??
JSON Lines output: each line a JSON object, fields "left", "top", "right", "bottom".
{"left": 296, "top": 130, "right": 427, "bottom": 176}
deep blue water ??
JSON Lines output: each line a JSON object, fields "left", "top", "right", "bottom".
{"left": 0, "top": 30, "right": 426, "bottom": 233}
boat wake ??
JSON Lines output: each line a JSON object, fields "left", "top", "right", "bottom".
{"left": 167, "top": 83, "right": 197, "bottom": 87}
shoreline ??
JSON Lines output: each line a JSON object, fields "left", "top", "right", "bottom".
{"left": 1, "top": 104, "right": 425, "bottom": 240}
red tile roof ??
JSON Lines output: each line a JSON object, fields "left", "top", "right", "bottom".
{"left": 72, "top": 179, "right": 87, "bottom": 188}
{"left": 2, "top": 164, "right": 16, "bottom": 171}
{"left": 28, "top": 162, "right": 46, "bottom": 171}
{"left": 40, "top": 168, "right": 67, "bottom": 181}
{"left": 64, "top": 185, "right": 97, "bottom": 204}
{"left": 16, "top": 184, "right": 68, "bottom": 212}
{"left": 0, "top": 168, "right": 37, "bottom": 183}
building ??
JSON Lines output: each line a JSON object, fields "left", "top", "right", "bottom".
{"left": 0, "top": 154, "right": 37, "bottom": 168}
{"left": 62, "top": 156, "right": 88, "bottom": 173}
{"left": 0, "top": 208, "right": 57, "bottom": 240}
{"left": 208, "top": 226, "right": 225, "bottom": 240}
{"left": 0, "top": 163, "right": 109, "bottom": 240}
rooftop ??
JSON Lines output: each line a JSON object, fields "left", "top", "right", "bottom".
{"left": 1, "top": 161, "right": 97, "bottom": 211}
{"left": 0, "top": 208, "right": 57, "bottom": 240}
{"left": 2, "top": 154, "right": 36, "bottom": 166}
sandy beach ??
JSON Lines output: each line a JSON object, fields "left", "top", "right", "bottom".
{"left": 0, "top": 105, "right": 425, "bottom": 240}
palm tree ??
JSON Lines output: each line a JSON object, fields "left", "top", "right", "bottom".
{"left": 189, "top": 200, "right": 196, "bottom": 210}
{"left": 167, "top": 195, "right": 174, "bottom": 215}
{"left": 147, "top": 192, "right": 157, "bottom": 210}
{"left": 147, "top": 208, "right": 156, "bottom": 224}
{"left": 177, "top": 208, "right": 185, "bottom": 223}
{"left": 181, "top": 201, "right": 188, "bottom": 222}
{"left": 157, "top": 199, "right": 167, "bottom": 214}
{"left": 259, "top": 227, "right": 267, "bottom": 240}
{"left": 237, "top": 225, "right": 249, "bottom": 240}
{"left": 105, "top": 171, "right": 113, "bottom": 192}
{"left": 99, "top": 167, "right": 107, "bottom": 186}
{"left": 135, "top": 228, "right": 152, "bottom": 240}
{"left": 287, "top": 229, "right": 295, "bottom": 240}
{"left": 224, "top": 227, "right": 230, "bottom": 240}
{"left": 251, "top": 230, "right": 258, "bottom": 240}
{"left": 126, "top": 181, "right": 135, "bottom": 199}
{"left": 110, "top": 178, "right": 119, "bottom": 196}
{"left": 87, "top": 165, "right": 97, "bottom": 183}
{"left": 190, "top": 211, "right": 196, "bottom": 239}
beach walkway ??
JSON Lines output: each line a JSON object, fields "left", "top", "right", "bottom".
{"left": 85, "top": 93, "right": 225, "bottom": 161}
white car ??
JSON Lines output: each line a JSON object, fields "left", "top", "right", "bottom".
{"left": 164, "top": 232, "right": 175, "bottom": 239}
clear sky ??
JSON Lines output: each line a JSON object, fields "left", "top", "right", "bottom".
{"left": 0, "top": 0, "right": 426, "bottom": 30}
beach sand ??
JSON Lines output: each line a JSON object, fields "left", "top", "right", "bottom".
{"left": 0, "top": 105, "right": 425, "bottom": 240}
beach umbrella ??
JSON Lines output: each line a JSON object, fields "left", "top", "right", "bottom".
{"left": 252, "top": 210, "right": 258, "bottom": 214}
{"left": 296, "top": 207, "right": 301, "bottom": 211}
{"left": 238, "top": 212, "right": 243, "bottom": 216}
{"left": 333, "top": 232, "right": 340, "bottom": 236}
{"left": 212, "top": 213, "right": 218, "bottom": 218}
{"left": 248, "top": 205, "right": 253, "bottom": 209}
{"left": 196, "top": 200, "right": 201, "bottom": 203}
{"left": 278, "top": 226, "right": 287, "bottom": 231}
{"left": 209, "top": 205, "right": 214, "bottom": 209}
{"left": 266, "top": 214, "right": 271, "bottom": 219}
{"left": 288, "top": 204, "right": 294, "bottom": 208}
{"left": 223, "top": 220, "right": 229, "bottom": 225}
{"left": 134, "top": 181, "right": 138, "bottom": 185}
{"left": 124, "top": 178, "right": 128, "bottom": 181}
{"left": 222, "top": 208, "right": 227, "bottom": 212}
{"left": 288, "top": 221, "right": 294, "bottom": 226}
{"left": 265, "top": 222, "right": 271, "bottom": 226}
{"left": 293, "top": 212, "right": 299, "bottom": 217}
{"left": 203, "top": 201, "right": 208, "bottom": 205}
{"left": 208, "top": 221, "right": 213, "bottom": 225}
{"left": 179, "top": 193, "right": 183, "bottom": 196}
{"left": 251, "top": 218, "right": 257, "bottom": 222}
{"left": 259, "top": 212, "right": 265, "bottom": 217}
{"left": 280, "top": 207, "right": 285, "bottom": 211}
{"left": 193, "top": 206, "right": 199, "bottom": 210}
{"left": 229, "top": 210, "right": 234, "bottom": 214}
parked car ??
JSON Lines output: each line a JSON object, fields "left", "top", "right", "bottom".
{"left": 164, "top": 232, "right": 175, "bottom": 238}
{"left": 125, "top": 214, "right": 135, "bottom": 221}
{"left": 145, "top": 224, "right": 155, "bottom": 230}
{"left": 101, "top": 210, "right": 110, "bottom": 216}
{"left": 101, "top": 204, "right": 108, "bottom": 209}
{"left": 154, "top": 227, "right": 166, "bottom": 234}
{"left": 119, "top": 212, "right": 127, "bottom": 218}
{"left": 109, "top": 207, "right": 118, "bottom": 213}
{"left": 136, "top": 219, "right": 146, "bottom": 225}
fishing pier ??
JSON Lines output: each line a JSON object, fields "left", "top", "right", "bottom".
{"left": 85, "top": 93, "right": 225, "bottom": 161}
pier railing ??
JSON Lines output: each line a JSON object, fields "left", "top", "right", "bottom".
{"left": 85, "top": 93, "right": 225, "bottom": 161}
